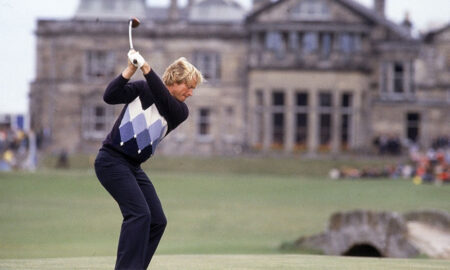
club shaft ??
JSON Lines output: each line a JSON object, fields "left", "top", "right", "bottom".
{"left": 129, "top": 20, "right": 134, "bottom": 49}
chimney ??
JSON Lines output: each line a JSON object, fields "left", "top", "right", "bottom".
{"left": 169, "top": 0, "right": 179, "bottom": 21}
{"left": 402, "top": 12, "right": 413, "bottom": 35}
{"left": 374, "top": 0, "right": 385, "bottom": 18}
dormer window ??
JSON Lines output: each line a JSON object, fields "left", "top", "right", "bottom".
{"left": 290, "top": 0, "right": 330, "bottom": 21}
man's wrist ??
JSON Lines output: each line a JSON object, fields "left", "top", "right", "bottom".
{"left": 122, "top": 66, "right": 137, "bottom": 79}
{"left": 141, "top": 62, "right": 151, "bottom": 75}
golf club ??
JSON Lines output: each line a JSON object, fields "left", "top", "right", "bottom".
{"left": 128, "top": 17, "right": 141, "bottom": 65}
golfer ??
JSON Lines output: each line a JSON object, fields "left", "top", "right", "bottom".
{"left": 94, "top": 50, "right": 203, "bottom": 269}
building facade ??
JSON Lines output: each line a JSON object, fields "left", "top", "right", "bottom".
{"left": 30, "top": 0, "right": 449, "bottom": 156}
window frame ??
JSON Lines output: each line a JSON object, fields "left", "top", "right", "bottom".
{"left": 197, "top": 107, "right": 212, "bottom": 142}
{"left": 81, "top": 102, "right": 115, "bottom": 140}
{"left": 85, "top": 50, "right": 115, "bottom": 79}
{"left": 193, "top": 51, "right": 221, "bottom": 83}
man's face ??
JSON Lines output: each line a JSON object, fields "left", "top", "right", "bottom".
{"left": 168, "top": 81, "right": 196, "bottom": 102}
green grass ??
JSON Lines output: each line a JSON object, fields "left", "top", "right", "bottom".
{"left": 1, "top": 156, "right": 449, "bottom": 260}
{"left": 42, "top": 153, "right": 404, "bottom": 177}
{"left": 0, "top": 255, "right": 449, "bottom": 269}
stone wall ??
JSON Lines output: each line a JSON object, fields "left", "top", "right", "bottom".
{"left": 282, "top": 209, "right": 450, "bottom": 258}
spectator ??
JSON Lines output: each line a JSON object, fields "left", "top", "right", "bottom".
{"left": 55, "top": 148, "right": 69, "bottom": 169}
{"left": 0, "top": 128, "right": 34, "bottom": 171}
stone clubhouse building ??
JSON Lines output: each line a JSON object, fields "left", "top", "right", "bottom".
{"left": 30, "top": 0, "right": 450, "bottom": 156}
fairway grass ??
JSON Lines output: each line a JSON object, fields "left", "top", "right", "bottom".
{"left": 0, "top": 255, "right": 449, "bottom": 270}
{"left": 1, "top": 167, "right": 450, "bottom": 260}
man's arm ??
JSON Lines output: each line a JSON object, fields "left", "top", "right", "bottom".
{"left": 103, "top": 60, "right": 141, "bottom": 104}
{"left": 141, "top": 62, "right": 189, "bottom": 126}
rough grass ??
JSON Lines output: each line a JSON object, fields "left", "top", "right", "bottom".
{"left": 0, "top": 255, "right": 449, "bottom": 270}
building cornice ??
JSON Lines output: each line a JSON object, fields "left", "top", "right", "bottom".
{"left": 35, "top": 19, "right": 247, "bottom": 39}
{"left": 247, "top": 21, "right": 372, "bottom": 33}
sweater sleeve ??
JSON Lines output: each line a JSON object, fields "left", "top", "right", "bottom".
{"left": 103, "top": 74, "right": 141, "bottom": 104}
{"left": 144, "top": 70, "right": 189, "bottom": 127}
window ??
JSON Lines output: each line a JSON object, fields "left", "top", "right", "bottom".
{"left": 296, "top": 92, "right": 308, "bottom": 106}
{"left": 318, "top": 92, "right": 332, "bottom": 148}
{"left": 410, "top": 60, "right": 415, "bottom": 94}
{"left": 255, "top": 90, "right": 264, "bottom": 147}
{"left": 341, "top": 93, "right": 353, "bottom": 149}
{"left": 272, "top": 91, "right": 285, "bottom": 106}
{"left": 381, "top": 61, "right": 414, "bottom": 96}
{"left": 321, "top": 33, "right": 332, "bottom": 59}
{"left": 406, "top": 113, "right": 420, "bottom": 142}
{"left": 339, "top": 33, "right": 361, "bottom": 54}
{"left": 394, "top": 62, "right": 404, "bottom": 93}
{"left": 86, "top": 50, "right": 115, "bottom": 78}
{"left": 296, "top": 113, "right": 308, "bottom": 147}
{"left": 295, "top": 92, "right": 308, "bottom": 148}
{"left": 198, "top": 108, "right": 211, "bottom": 137}
{"left": 288, "top": 31, "right": 299, "bottom": 51}
{"left": 303, "top": 32, "right": 318, "bottom": 54}
{"left": 319, "top": 92, "right": 332, "bottom": 107}
{"left": 272, "top": 91, "right": 285, "bottom": 148}
{"left": 193, "top": 51, "right": 221, "bottom": 81}
{"left": 290, "top": 0, "right": 330, "bottom": 20}
{"left": 265, "top": 31, "right": 284, "bottom": 53}
{"left": 319, "top": 114, "right": 332, "bottom": 146}
{"left": 340, "top": 34, "right": 352, "bottom": 54}
{"left": 380, "top": 62, "right": 388, "bottom": 93}
{"left": 273, "top": 113, "right": 284, "bottom": 147}
{"left": 82, "top": 103, "right": 115, "bottom": 139}
{"left": 341, "top": 114, "right": 350, "bottom": 149}
{"left": 341, "top": 93, "right": 352, "bottom": 108}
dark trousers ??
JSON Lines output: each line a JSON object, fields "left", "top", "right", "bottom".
{"left": 94, "top": 148, "right": 167, "bottom": 270}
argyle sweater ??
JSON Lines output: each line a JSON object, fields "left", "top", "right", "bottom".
{"left": 101, "top": 70, "right": 188, "bottom": 165}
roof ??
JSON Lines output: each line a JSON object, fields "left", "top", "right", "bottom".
{"left": 147, "top": 0, "right": 244, "bottom": 22}
{"left": 196, "top": 0, "right": 243, "bottom": 8}
{"left": 147, "top": 6, "right": 190, "bottom": 21}
{"left": 246, "top": 0, "right": 414, "bottom": 40}
{"left": 74, "top": 0, "right": 147, "bottom": 20}
{"left": 423, "top": 22, "right": 450, "bottom": 42}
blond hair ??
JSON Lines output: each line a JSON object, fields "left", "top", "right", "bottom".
{"left": 162, "top": 57, "right": 204, "bottom": 88}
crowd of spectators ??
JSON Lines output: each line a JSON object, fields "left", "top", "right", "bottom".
{"left": 0, "top": 128, "right": 35, "bottom": 171}
{"left": 410, "top": 144, "right": 449, "bottom": 185}
{"left": 330, "top": 136, "right": 450, "bottom": 185}
{"left": 372, "top": 134, "right": 403, "bottom": 155}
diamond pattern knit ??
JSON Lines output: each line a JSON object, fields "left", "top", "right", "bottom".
{"left": 119, "top": 97, "right": 168, "bottom": 154}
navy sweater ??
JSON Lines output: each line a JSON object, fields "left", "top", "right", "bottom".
{"left": 102, "top": 69, "right": 188, "bottom": 165}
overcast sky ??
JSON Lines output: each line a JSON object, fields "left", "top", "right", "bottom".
{"left": 0, "top": 0, "right": 449, "bottom": 114}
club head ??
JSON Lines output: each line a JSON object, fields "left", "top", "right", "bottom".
{"left": 130, "top": 17, "right": 140, "bottom": 28}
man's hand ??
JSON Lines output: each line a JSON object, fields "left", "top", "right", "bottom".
{"left": 128, "top": 50, "right": 145, "bottom": 69}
